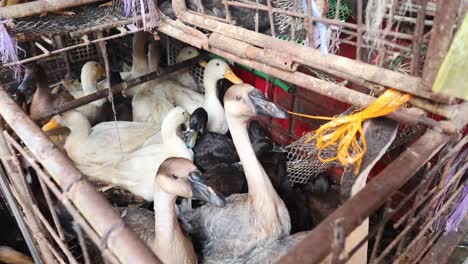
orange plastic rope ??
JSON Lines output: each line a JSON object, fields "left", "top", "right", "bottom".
{"left": 288, "top": 89, "right": 412, "bottom": 174}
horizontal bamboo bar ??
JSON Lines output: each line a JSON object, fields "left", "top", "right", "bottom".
{"left": 2, "top": 27, "right": 144, "bottom": 68}
{"left": 0, "top": 87, "right": 161, "bottom": 264}
{"left": 278, "top": 129, "right": 451, "bottom": 264}
{"left": 209, "top": 33, "right": 297, "bottom": 71}
{"left": 156, "top": 15, "right": 208, "bottom": 49}
{"left": 172, "top": 0, "right": 456, "bottom": 104}
{"left": 32, "top": 53, "right": 209, "bottom": 121}
{"left": 0, "top": 0, "right": 104, "bottom": 19}
{"left": 204, "top": 43, "right": 457, "bottom": 134}
{"left": 222, "top": 0, "right": 415, "bottom": 40}
{"left": 155, "top": 15, "right": 461, "bottom": 120}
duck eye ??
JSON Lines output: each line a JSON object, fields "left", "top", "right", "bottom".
{"left": 172, "top": 174, "right": 179, "bottom": 180}
{"left": 235, "top": 95, "right": 242, "bottom": 101}
{"left": 188, "top": 51, "right": 192, "bottom": 54}
{"left": 216, "top": 62, "right": 220, "bottom": 66}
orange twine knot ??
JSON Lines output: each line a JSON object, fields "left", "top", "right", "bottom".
{"left": 288, "top": 89, "right": 412, "bottom": 174}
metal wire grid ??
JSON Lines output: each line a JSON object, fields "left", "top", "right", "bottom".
{"left": 8, "top": 2, "right": 129, "bottom": 40}
{"left": 164, "top": 35, "right": 206, "bottom": 92}
{"left": 0, "top": 132, "right": 121, "bottom": 264}
{"left": 66, "top": 37, "right": 99, "bottom": 64}
{"left": 189, "top": 0, "right": 434, "bottom": 76}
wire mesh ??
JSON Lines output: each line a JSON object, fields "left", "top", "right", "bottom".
{"left": 187, "top": 0, "right": 432, "bottom": 75}
{"left": 163, "top": 35, "right": 206, "bottom": 92}
{"left": 8, "top": 2, "right": 129, "bottom": 40}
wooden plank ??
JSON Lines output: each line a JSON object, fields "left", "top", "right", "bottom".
{"left": 420, "top": 0, "right": 462, "bottom": 91}
{"left": 420, "top": 216, "right": 468, "bottom": 263}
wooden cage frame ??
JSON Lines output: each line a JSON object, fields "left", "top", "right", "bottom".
{"left": 0, "top": 0, "right": 467, "bottom": 263}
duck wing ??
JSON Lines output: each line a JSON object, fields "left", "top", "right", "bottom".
{"left": 181, "top": 194, "right": 272, "bottom": 263}
{"left": 119, "top": 207, "right": 155, "bottom": 245}
{"left": 193, "top": 132, "right": 238, "bottom": 171}
{"left": 132, "top": 87, "right": 175, "bottom": 126}
{"left": 243, "top": 231, "right": 308, "bottom": 264}
{"left": 169, "top": 84, "right": 204, "bottom": 113}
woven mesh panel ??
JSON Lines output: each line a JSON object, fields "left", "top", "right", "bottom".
{"left": 66, "top": 37, "right": 99, "bottom": 63}
{"left": 388, "top": 124, "right": 425, "bottom": 151}
{"left": 327, "top": 0, "right": 351, "bottom": 21}
{"left": 165, "top": 36, "right": 205, "bottom": 92}
{"left": 285, "top": 135, "right": 338, "bottom": 184}
{"left": 273, "top": 0, "right": 350, "bottom": 41}
{"left": 9, "top": 2, "right": 129, "bottom": 39}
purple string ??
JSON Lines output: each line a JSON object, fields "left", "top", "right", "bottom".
{"left": 432, "top": 148, "right": 468, "bottom": 232}
{"left": 446, "top": 183, "right": 468, "bottom": 232}
{"left": 123, "top": 0, "right": 135, "bottom": 17}
{"left": 122, "top": 0, "right": 159, "bottom": 30}
{"left": 0, "top": 16, "right": 22, "bottom": 80}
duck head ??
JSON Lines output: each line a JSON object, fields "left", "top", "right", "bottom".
{"left": 42, "top": 110, "right": 89, "bottom": 133}
{"left": 81, "top": 61, "right": 106, "bottom": 83}
{"left": 202, "top": 58, "right": 243, "bottom": 85}
{"left": 17, "top": 63, "right": 41, "bottom": 101}
{"left": 176, "top": 46, "right": 199, "bottom": 63}
{"left": 156, "top": 157, "right": 226, "bottom": 207}
{"left": 224, "top": 83, "right": 288, "bottom": 122}
{"left": 184, "top": 107, "right": 208, "bottom": 149}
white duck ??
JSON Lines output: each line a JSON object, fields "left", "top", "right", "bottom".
{"left": 179, "top": 84, "right": 292, "bottom": 263}
{"left": 120, "top": 157, "right": 225, "bottom": 264}
{"left": 169, "top": 58, "right": 243, "bottom": 134}
{"left": 130, "top": 46, "right": 200, "bottom": 127}
{"left": 170, "top": 47, "right": 202, "bottom": 92}
{"left": 120, "top": 31, "right": 149, "bottom": 81}
{"left": 41, "top": 110, "right": 162, "bottom": 167}
{"left": 44, "top": 107, "right": 192, "bottom": 201}
{"left": 133, "top": 58, "right": 243, "bottom": 134}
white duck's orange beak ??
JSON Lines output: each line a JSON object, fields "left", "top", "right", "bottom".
{"left": 224, "top": 68, "right": 243, "bottom": 84}
{"left": 42, "top": 117, "right": 62, "bottom": 132}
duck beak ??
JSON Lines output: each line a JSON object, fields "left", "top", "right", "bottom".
{"left": 189, "top": 171, "right": 226, "bottom": 207}
{"left": 184, "top": 128, "right": 198, "bottom": 149}
{"left": 42, "top": 117, "right": 62, "bottom": 132}
{"left": 248, "top": 89, "right": 288, "bottom": 119}
{"left": 224, "top": 68, "right": 243, "bottom": 84}
{"left": 199, "top": 61, "right": 208, "bottom": 67}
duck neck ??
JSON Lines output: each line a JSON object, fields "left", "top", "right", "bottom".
{"left": 81, "top": 76, "right": 104, "bottom": 107}
{"left": 81, "top": 76, "right": 98, "bottom": 95}
{"left": 162, "top": 122, "right": 185, "bottom": 150}
{"left": 64, "top": 117, "right": 91, "bottom": 150}
{"left": 227, "top": 115, "right": 289, "bottom": 234}
{"left": 203, "top": 76, "right": 226, "bottom": 133}
{"left": 32, "top": 75, "right": 53, "bottom": 103}
{"left": 227, "top": 116, "right": 279, "bottom": 202}
{"left": 203, "top": 74, "right": 219, "bottom": 99}
{"left": 132, "top": 33, "right": 147, "bottom": 74}
{"left": 153, "top": 184, "right": 194, "bottom": 263}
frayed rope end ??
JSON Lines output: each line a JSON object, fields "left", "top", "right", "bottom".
{"left": 0, "top": 16, "right": 22, "bottom": 80}
{"left": 445, "top": 183, "right": 468, "bottom": 233}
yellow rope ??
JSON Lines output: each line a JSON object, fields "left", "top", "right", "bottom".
{"left": 288, "top": 89, "right": 412, "bottom": 174}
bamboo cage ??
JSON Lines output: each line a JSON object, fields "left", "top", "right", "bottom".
{"left": 0, "top": 0, "right": 467, "bottom": 263}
